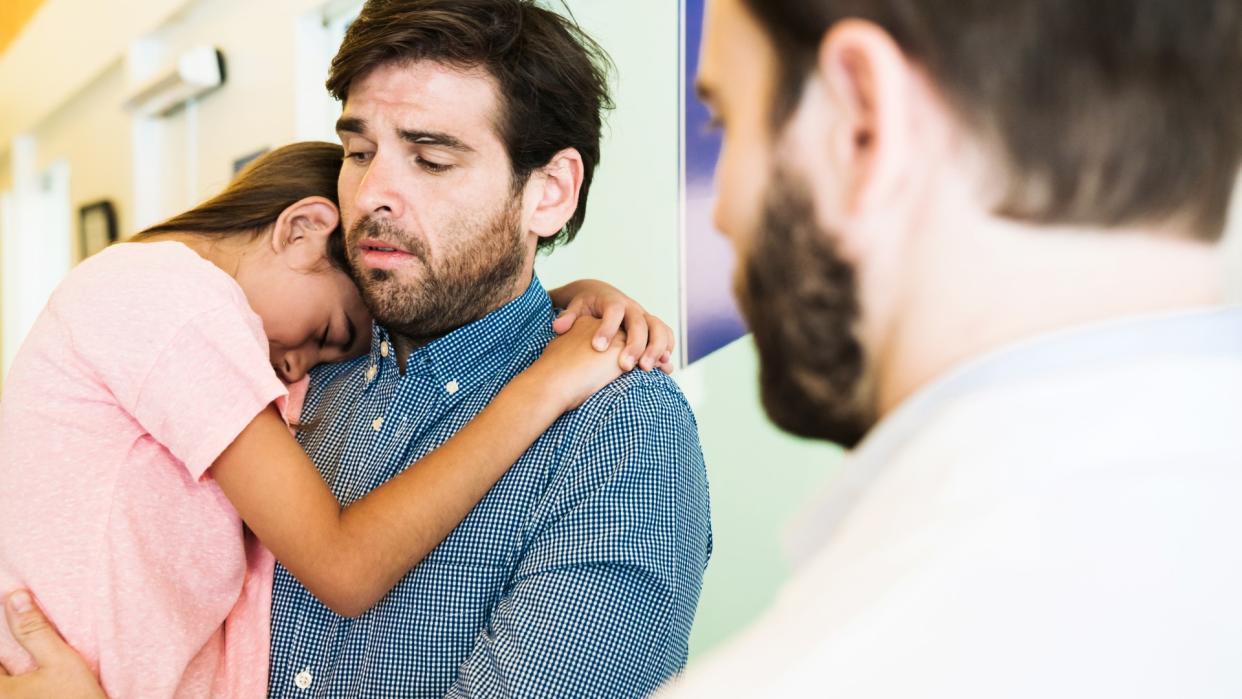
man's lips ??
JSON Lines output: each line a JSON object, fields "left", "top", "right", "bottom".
{"left": 358, "top": 238, "right": 417, "bottom": 270}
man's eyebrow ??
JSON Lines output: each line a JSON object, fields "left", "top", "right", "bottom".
{"left": 336, "top": 116, "right": 368, "bottom": 135}
{"left": 399, "top": 129, "right": 474, "bottom": 153}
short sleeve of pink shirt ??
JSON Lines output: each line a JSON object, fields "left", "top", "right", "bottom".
{"left": 0, "top": 241, "right": 289, "bottom": 698}
{"left": 132, "top": 302, "right": 292, "bottom": 478}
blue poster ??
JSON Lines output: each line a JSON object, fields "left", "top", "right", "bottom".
{"left": 681, "top": 0, "right": 748, "bottom": 364}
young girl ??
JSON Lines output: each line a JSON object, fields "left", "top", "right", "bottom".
{"left": 0, "top": 142, "right": 674, "bottom": 697}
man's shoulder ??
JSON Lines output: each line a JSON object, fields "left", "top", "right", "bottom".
{"left": 578, "top": 368, "right": 698, "bottom": 431}
{"left": 538, "top": 368, "right": 704, "bottom": 479}
{"left": 525, "top": 366, "right": 711, "bottom": 551}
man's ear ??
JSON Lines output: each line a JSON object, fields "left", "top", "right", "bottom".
{"left": 796, "top": 19, "right": 915, "bottom": 220}
{"left": 524, "top": 148, "right": 585, "bottom": 240}
{"left": 270, "top": 196, "right": 341, "bottom": 269}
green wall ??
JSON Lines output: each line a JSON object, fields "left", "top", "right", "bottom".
{"left": 537, "top": 0, "right": 844, "bottom": 658}
{"left": 676, "top": 339, "right": 843, "bottom": 655}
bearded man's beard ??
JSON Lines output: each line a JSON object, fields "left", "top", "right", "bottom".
{"left": 346, "top": 199, "right": 527, "bottom": 344}
{"left": 736, "top": 166, "right": 877, "bottom": 448}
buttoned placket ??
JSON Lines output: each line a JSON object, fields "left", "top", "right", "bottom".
{"left": 268, "top": 278, "right": 563, "bottom": 696}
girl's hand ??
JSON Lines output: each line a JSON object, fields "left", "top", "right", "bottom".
{"left": 549, "top": 279, "right": 675, "bottom": 374}
{"left": 526, "top": 317, "right": 626, "bottom": 410}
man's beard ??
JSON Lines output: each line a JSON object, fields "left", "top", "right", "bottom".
{"left": 345, "top": 198, "right": 527, "bottom": 344}
{"left": 736, "top": 166, "right": 876, "bottom": 448}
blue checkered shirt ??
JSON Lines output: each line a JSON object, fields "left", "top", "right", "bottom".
{"left": 267, "top": 277, "right": 713, "bottom": 698}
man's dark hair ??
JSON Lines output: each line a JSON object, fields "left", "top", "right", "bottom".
{"left": 328, "top": 0, "right": 614, "bottom": 251}
{"left": 741, "top": 0, "right": 1242, "bottom": 240}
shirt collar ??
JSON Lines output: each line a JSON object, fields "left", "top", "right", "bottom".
{"left": 783, "top": 305, "right": 1242, "bottom": 566}
{"left": 368, "top": 275, "right": 554, "bottom": 401}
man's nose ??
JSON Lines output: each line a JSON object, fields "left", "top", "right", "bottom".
{"left": 354, "top": 151, "right": 406, "bottom": 220}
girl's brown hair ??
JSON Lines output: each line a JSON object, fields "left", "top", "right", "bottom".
{"left": 133, "top": 141, "right": 350, "bottom": 271}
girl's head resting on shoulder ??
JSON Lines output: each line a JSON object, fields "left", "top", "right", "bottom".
{"left": 134, "top": 141, "right": 373, "bottom": 382}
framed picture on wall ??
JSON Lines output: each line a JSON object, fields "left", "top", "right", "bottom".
{"left": 680, "top": 0, "right": 748, "bottom": 365}
{"left": 78, "top": 200, "right": 118, "bottom": 259}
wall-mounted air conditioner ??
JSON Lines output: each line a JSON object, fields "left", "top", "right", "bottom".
{"left": 124, "top": 46, "right": 226, "bottom": 118}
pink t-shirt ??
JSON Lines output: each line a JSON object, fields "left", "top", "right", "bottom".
{"left": 0, "top": 241, "right": 296, "bottom": 698}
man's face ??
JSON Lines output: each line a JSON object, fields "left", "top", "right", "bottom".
{"left": 336, "top": 60, "right": 529, "bottom": 343}
{"left": 699, "top": 0, "right": 875, "bottom": 446}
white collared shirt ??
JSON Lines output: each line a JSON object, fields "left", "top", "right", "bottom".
{"left": 664, "top": 308, "right": 1242, "bottom": 698}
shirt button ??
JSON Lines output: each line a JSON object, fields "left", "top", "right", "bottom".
{"left": 380, "top": 341, "right": 390, "bottom": 358}
{"left": 294, "top": 669, "right": 313, "bottom": 690}
{"left": 372, "top": 417, "right": 384, "bottom": 431}
{"left": 445, "top": 379, "right": 459, "bottom": 395}
{"left": 365, "top": 364, "right": 377, "bottom": 382}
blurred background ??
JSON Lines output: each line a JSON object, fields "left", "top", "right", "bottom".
{"left": 0, "top": 0, "right": 1239, "bottom": 661}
